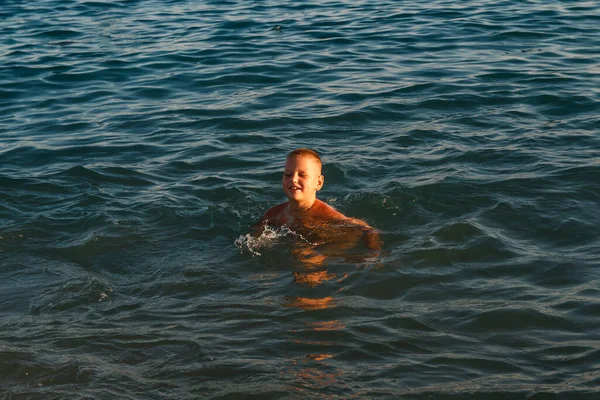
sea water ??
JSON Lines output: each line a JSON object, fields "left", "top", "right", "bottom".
{"left": 1, "top": 0, "right": 599, "bottom": 398}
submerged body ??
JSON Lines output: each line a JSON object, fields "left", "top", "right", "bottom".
{"left": 255, "top": 198, "right": 380, "bottom": 251}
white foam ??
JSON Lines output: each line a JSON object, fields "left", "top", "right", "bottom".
{"left": 235, "top": 225, "right": 318, "bottom": 256}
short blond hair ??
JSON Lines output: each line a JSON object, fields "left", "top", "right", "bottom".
{"left": 287, "top": 148, "right": 322, "bottom": 172}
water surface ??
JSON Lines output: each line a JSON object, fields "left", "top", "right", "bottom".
{"left": 1, "top": 0, "right": 599, "bottom": 398}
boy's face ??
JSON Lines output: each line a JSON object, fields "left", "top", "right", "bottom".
{"left": 282, "top": 155, "right": 324, "bottom": 208}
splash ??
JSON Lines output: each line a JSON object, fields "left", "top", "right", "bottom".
{"left": 234, "top": 226, "right": 318, "bottom": 256}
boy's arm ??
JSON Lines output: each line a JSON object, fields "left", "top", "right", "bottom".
{"left": 321, "top": 199, "right": 381, "bottom": 252}
{"left": 362, "top": 227, "right": 381, "bottom": 251}
{"left": 345, "top": 217, "right": 381, "bottom": 251}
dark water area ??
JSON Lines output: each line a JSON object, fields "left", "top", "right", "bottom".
{"left": 1, "top": 0, "right": 599, "bottom": 398}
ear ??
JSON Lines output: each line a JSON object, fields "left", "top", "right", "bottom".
{"left": 316, "top": 174, "right": 324, "bottom": 191}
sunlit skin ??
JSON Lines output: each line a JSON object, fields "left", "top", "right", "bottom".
{"left": 253, "top": 153, "right": 381, "bottom": 252}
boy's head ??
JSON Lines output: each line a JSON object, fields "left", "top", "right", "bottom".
{"left": 283, "top": 148, "right": 324, "bottom": 209}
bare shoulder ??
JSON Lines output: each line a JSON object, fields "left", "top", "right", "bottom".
{"left": 250, "top": 202, "right": 289, "bottom": 237}
{"left": 261, "top": 202, "right": 289, "bottom": 224}
{"left": 345, "top": 216, "right": 372, "bottom": 228}
{"left": 313, "top": 199, "right": 369, "bottom": 226}
{"left": 312, "top": 199, "right": 347, "bottom": 220}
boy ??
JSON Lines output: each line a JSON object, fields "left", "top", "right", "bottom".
{"left": 253, "top": 148, "right": 381, "bottom": 251}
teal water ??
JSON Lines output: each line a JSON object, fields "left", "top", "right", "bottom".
{"left": 1, "top": 0, "right": 599, "bottom": 398}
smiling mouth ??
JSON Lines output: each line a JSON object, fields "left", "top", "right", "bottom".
{"left": 289, "top": 186, "right": 301, "bottom": 191}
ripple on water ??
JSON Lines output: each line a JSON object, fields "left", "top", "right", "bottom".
{"left": 1, "top": 0, "right": 600, "bottom": 397}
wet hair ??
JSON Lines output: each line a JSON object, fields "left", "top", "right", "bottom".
{"left": 287, "top": 148, "right": 322, "bottom": 171}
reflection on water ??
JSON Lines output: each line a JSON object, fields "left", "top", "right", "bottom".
{"left": 294, "top": 366, "right": 342, "bottom": 392}
{"left": 306, "top": 353, "right": 334, "bottom": 362}
{"left": 283, "top": 295, "right": 335, "bottom": 310}
{"left": 284, "top": 291, "right": 343, "bottom": 393}
{"left": 282, "top": 247, "right": 353, "bottom": 396}
{"left": 293, "top": 270, "right": 336, "bottom": 287}
{"left": 307, "top": 320, "right": 346, "bottom": 332}
{"left": 242, "top": 216, "right": 380, "bottom": 394}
